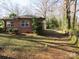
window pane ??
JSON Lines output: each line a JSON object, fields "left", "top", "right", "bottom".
{"left": 21, "top": 24, "right": 24, "bottom": 26}
{"left": 20, "top": 20, "right": 29, "bottom": 27}
{"left": 25, "top": 23, "right": 28, "bottom": 26}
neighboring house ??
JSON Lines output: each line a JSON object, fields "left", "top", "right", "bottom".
{"left": 1, "top": 15, "right": 45, "bottom": 33}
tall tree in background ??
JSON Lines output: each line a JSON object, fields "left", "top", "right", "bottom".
{"left": 64, "top": 0, "right": 71, "bottom": 30}
{"left": 64, "top": 0, "right": 78, "bottom": 45}
{"left": 72, "top": 0, "right": 78, "bottom": 45}
{"left": 72, "top": 0, "right": 77, "bottom": 30}
{"left": 64, "top": 0, "right": 78, "bottom": 30}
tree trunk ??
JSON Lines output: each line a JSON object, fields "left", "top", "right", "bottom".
{"left": 72, "top": 0, "right": 78, "bottom": 46}
{"left": 4, "top": 20, "right": 6, "bottom": 32}
{"left": 65, "top": 0, "right": 71, "bottom": 30}
{"left": 72, "top": 0, "right": 77, "bottom": 30}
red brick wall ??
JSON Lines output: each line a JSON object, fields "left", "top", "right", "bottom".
{"left": 13, "top": 19, "right": 32, "bottom": 33}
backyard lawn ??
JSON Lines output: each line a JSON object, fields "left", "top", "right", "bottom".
{"left": 0, "top": 33, "right": 79, "bottom": 59}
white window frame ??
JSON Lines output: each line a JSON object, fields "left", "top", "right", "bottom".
{"left": 6, "top": 21, "right": 12, "bottom": 27}
{"left": 20, "top": 20, "right": 29, "bottom": 28}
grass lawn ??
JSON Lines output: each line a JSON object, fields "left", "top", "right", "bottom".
{"left": 0, "top": 33, "right": 68, "bottom": 48}
{"left": 0, "top": 33, "right": 79, "bottom": 59}
{"left": 0, "top": 33, "right": 45, "bottom": 48}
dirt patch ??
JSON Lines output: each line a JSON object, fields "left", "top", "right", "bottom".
{"left": 35, "top": 48, "right": 71, "bottom": 59}
{"left": 0, "top": 47, "right": 74, "bottom": 59}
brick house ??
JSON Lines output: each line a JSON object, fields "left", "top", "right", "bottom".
{"left": 1, "top": 15, "right": 45, "bottom": 33}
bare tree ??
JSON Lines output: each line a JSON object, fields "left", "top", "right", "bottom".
{"left": 0, "top": 0, "right": 32, "bottom": 16}
{"left": 32, "top": 0, "right": 59, "bottom": 18}
{"left": 31, "top": 0, "right": 59, "bottom": 29}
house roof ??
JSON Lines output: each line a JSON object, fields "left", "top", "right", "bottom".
{"left": 0, "top": 15, "right": 45, "bottom": 21}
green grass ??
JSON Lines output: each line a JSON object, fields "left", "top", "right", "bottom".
{"left": 0, "top": 34, "right": 44, "bottom": 48}
{"left": 0, "top": 33, "right": 56, "bottom": 50}
{"left": 73, "top": 56, "right": 79, "bottom": 59}
{"left": 0, "top": 33, "right": 58, "bottom": 47}
{"left": 0, "top": 33, "right": 79, "bottom": 48}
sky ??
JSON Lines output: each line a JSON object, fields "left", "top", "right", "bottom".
{"left": 0, "top": 0, "right": 79, "bottom": 18}
{"left": 13, "top": 0, "right": 30, "bottom": 7}
{"left": 13, "top": 0, "right": 79, "bottom": 16}
{"left": 0, "top": 0, "right": 32, "bottom": 17}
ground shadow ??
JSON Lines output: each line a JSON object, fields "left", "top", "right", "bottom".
{"left": 0, "top": 55, "right": 15, "bottom": 59}
{"left": 0, "top": 33, "right": 79, "bottom": 55}
{"left": 0, "top": 34, "right": 68, "bottom": 46}
{"left": 0, "top": 33, "right": 66, "bottom": 42}
{"left": 42, "top": 30, "right": 69, "bottom": 38}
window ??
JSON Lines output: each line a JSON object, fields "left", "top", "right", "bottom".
{"left": 6, "top": 21, "right": 13, "bottom": 27}
{"left": 20, "top": 20, "right": 29, "bottom": 27}
{"left": 6, "top": 21, "right": 11, "bottom": 27}
{"left": 11, "top": 22, "right": 14, "bottom": 27}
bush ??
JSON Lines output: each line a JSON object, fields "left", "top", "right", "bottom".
{"left": 0, "top": 20, "right": 4, "bottom": 28}
{"left": 7, "top": 28, "right": 19, "bottom": 34}
{"left": 35, "top": 21, "right": 43, "bottom": 35}
{"left": 0, "top": 28, "right": 4, "bottom": 33}
{"left": 32, "top": 17, "right": 43, "bottom": 35}
{"left": 46, "top": 17, "right": 59, "bottom": 29}
{"left": 13, "top": 28, "right": 19, "bottom": 34}
{"left": 7, "top": 28, "right": 13, "bottom": 33}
